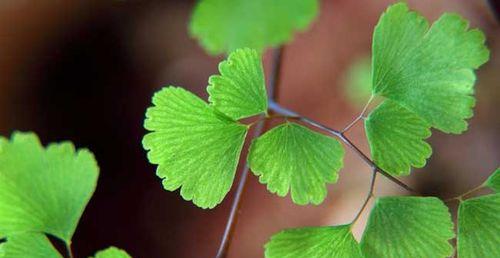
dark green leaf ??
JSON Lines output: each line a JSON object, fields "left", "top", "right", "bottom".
{"left": 361, "top": 196, "right": 454, "bottom": 258}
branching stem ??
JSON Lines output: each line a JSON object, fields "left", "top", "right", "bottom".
{"left": 218, "top": 45, "right": 416, "bottom": 258}
{"left": 342, "top": 95, "right": 374, "bottom": 133}
{"left": 268, "top": 100, "right": 418, "bottom": 194}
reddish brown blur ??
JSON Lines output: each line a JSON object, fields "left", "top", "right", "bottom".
{"left": 0, "top": 0, "right": 498, "bottom": 257}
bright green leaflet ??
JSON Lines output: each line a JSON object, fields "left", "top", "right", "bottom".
{"left": 372, "top": 2, "right": 489, "bottom": 133}
{"left": 365, "top": 100, "right": 432, "bottom": 176}
{"left": 0, "top": 132, "right": 98, "bottom": 243}
{"left": 208, "top": 48, "right": 268, "bottom": 120}
{"left": 143, "top": 87, "right": 248, "bottom": 209}
{"left": 361, "top": 196, "right": 454, "bottom": 258}
{"left": 0, "top": 233, "right": 62, "bottom": 258}
{"left": 265, "top": 224, "right": 363, "bottom": 258}
{"left": 344, "top": 56, "right": 373, "bottom": 108}
{"left": 190, "top": 0, "right": 319, "bottom": 54}
{"left": 458, "top": 193, "right": 500, "bottom": 258}
{"left": 91, "top": 247, "right": 132, "bottom": 258}
{"left": 248, "top": 122, "right": 344, "bottom": 205}
{"left": 485, "top": 168, "right": 500, "bottom": 192}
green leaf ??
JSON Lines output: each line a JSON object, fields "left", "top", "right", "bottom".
{"left": 361, "top": 196, "right": 454, "bottom": 258}
{"left": 91, "top": 247, "right": 132, "bottom": 258}
{"left": 189, "top": 0, "right": 319, "bottom": 54}
{"left": 0, "top": 132, "right": 98, "bottom": 243}
{"left": 365, "top": 100, "right": 432, "bottom": 176}
{"left": 248, "top": 122, "right": 344, "bottom": 205}
{"left": 458, "top": 193, "right": 500, "bottom": 258}
{"left": 208, "top": 48, "right": 268, "bottom": 120}
{"left": 0, "top": 233, "right": 63, "bottom": 258}
{"left": 485, "top": 168, "right": 500, "bottom": 192}
{"left": 143, "top": 87, "right": 248, "bottom": 209}
{"left": 265, "top": 224, "right": 363, "bottom": 258}
{"left": 372, "top": 2, "right": 489, "bottom": 133}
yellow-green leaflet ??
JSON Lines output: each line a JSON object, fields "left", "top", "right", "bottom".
{"left": 208, "top": 48, "right": 268, "bottom": 120}
{"left": 248, "top": 122, "right": 344, "bottom": 205}
{"left": 143, "top": 87, "right": 248, "bottom": 209}
{"left": 265, "top": 224, "right": 363, "bottom": 258}
{"left": 0, "top": 233, "right": 63, "bottom": 258}
{"left": 0, "top": 132, "right": 98, "bottom": 243}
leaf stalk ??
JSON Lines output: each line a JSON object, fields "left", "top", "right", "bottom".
{"left": 351, "top": 168, "right": 377, "bottom": 225}
{"left": 65, "top": 242, "right": 74, "bottom": 258}
{"left": 342, "top": 94, "right": 374, "bottom": 133}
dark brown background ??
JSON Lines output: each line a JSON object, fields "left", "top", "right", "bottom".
{"left": 0, "top": 0, "right": 498, "bottom": 257}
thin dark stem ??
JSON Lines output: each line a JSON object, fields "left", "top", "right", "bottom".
{"left": 446, "top": 184, "right": 485, "bottom": 202}
{"left": 247, "top": 114, "right": 290, "bottom": 127}
{"left": 215, "top": 47, "right": 285, "bottom": 258}
{"left": 268, "top": 101, "right": 342, "bottom": 136}
{"left": 268, "top": 101, "right": 418, "bottom": 194}
{"left": 65, "top": 242, "right": 74, "bottom": 258}
{"left": 458, "top": 184, "right": 485, "bottom": 199}
{"left": 215, "top": 122, "right": 264, "bottom": 258}
{"left": 351, "top": 168, "right": 377, "bottom": 225}
{"left": 337, "top": 134, "right": 417, "bottom": 194}
{"left": 342, "top": 95, "right": 374, "bottom": 133}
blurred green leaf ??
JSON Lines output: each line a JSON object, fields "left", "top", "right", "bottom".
{"left": 344, "top": 56, "right": 373, "bottom": 108}
{"left": 190, "top": 0, "right": 319, "bottom": 54}
{"left": 0, "top": 132, "right": 98, "bottom": 243}
{"left": 91, "top": 247, "right": 132, "bottom": 258}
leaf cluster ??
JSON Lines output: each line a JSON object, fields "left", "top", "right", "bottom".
{"left": 365, "top": 3, "right": 489, "bottom": 175}
{"left": 143, "top": 48, "right": 346, "bottom": 208}
{"left": 143, "top": 1, "right": 497, "bottom": 257}
{"left": 265, "top": 169, "right": 500, "bottom": 258}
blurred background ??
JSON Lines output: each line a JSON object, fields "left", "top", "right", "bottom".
{"left": 0, "top": 0, "right": 498, "bottom": 257}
